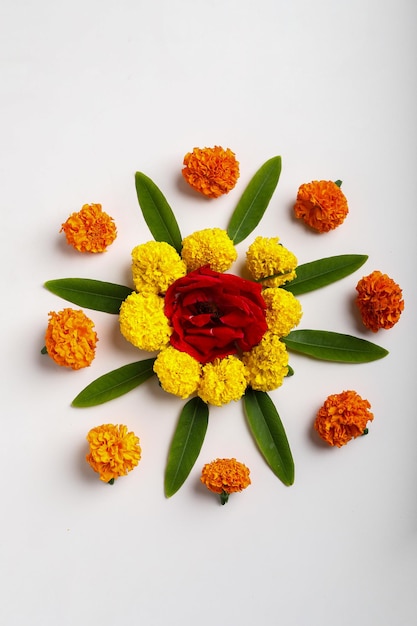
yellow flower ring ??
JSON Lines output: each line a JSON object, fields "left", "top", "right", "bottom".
{"left": 43, "top": 152, "right": 396, "bottom": 499}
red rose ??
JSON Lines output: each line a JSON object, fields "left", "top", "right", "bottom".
{"left": 164, "top": 266, "right": 267, "bottom": 364}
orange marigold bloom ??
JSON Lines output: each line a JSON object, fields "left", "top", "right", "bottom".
{"left": 356, "top": 270, "right": 404, "bottom": 332}
{"left": 86, "top": 424, "right": 141, "bottom": 483}
{"left": 45, "top": 308, "right": 98, "bottom": 369}
{"left": 314, "top": 390, "right": 373, "bottom": 447}
{"left": 201, "top": 458, "right": 251, "bottom": 504}
{"left": 294, "top": 180, "right": 348, "bottom": 232}
{"left": 182, "top": 146, "right": 240, "bottom": 198}
{"left": 61, "top": 203, "right": 117, "bottom": 252}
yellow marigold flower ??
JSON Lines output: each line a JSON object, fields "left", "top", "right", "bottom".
{"left": 45, "top": 308, "right": 97, "bottom": 370}
{"left": 182, "top": 146, "right": 240, "bottom": 198}
{"left": 355, "top": 270, "right": 404, "bottom": 332}
{"left": 242, "top": 331, "right": 288, "bottom": 391}
{"left": 119, "top": 292, "right": 172, "bottom": 352}
{"left": 181, "top": 228, "right": 237, "bottom": 272}
{"left": 263, "top": 288, "right": 302, "bottom": 337}
{"left": 86, "top": 424, "right": 141, "bottom": 483}
{"left": 131, "top": 241, "right": 187, "bottom": 294}
{"left": 314, "top": 390, "right": 373, "bottom": 447}
{"left": 201, "top": 458, "right": 251, "bottom": 504}
{"left": 246, "top": 236, "right": 297, "bottom": 287}
{"left": 153, "top": 346, "right": 202, "bottom": 399}
{"left": 294, "top": 180, "right": 348, "bottom": 232}
{"left": 60, "top": 203, "right": 117, "bottom": 252}
{"left": 198, "top": 356, "right": 247, "bottom": 406}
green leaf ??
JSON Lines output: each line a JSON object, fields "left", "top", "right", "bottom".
{"left": 227, "top": 156, "right": 282, "bottom": 244}
{"left": 164, "top": 397, "right": 209, "bottom": 498}
{"left": 244, "top": 388, "right": 294, "bottom": 486}
{"left": 282, "top": 329, "right": 388, "bottom": 362}
{"left": 135, "top": 172, "right": 182, "bottom": 253}
{"left": 72, "top": 359, "right": 156, "bottom": 407}
{"left": 282, "top": 254, "right": 368, "bottom": 295}
{"left": 44, "top": 278, "right": 132, "bottom": 314}
{"left": 334, "top": 179, "right": 342, "bottom": 187}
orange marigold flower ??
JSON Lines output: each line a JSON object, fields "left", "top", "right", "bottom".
{"left": 61, "top": 203, "right": 117, "bottom": 252}
{"left": 356, "top": 270, "right": 404, "bottom": 332}
{"left": 86, "top": 424, "right": 141, "bottom": 483}
{"left": 314, "top": 390, "right": 373, "bottom": 447}
{"left": 182, "top": 146, "right": 240, "bottom": 198}
{"left": 45, "top": 308, "right": 98, "bottom": 370}
{"left": 294, "top": 180, "right": 348, "bottom": 232}
{"left": 200, "top": 458, "right": 251, "bottom": 504}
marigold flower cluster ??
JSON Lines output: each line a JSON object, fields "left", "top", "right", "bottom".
{"left": 200, "top": 458, "right": 251, "bottom": 504}
{"left": 61, "top": 203, "right": 117, "bottom": 252}
{"left": 182, "top": 146, "right": 240, "bottom": 198}
{"left": 355, "top": 270, "right": 404, "bottom": 332}
{"left": 293, "top": 180, "right": 348, "bottom": 232}
{"left": 314, "top": 390, "right": 373, "bottom": 447}
{"left": 86, "top": 424, "right": 141, "bottom": 483}
{"left": 118, "top": 231, "right": 302, "bottom": 406}
{"left": 45, "top": 308, "right": 97, "bottom": 369}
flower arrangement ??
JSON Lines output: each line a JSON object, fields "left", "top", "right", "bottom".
{"left": 42, "top": 148, "right": 404, "bottom": 502}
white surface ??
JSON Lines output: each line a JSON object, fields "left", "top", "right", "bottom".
{"left": 1, "top": 1, "right": 416, "bottom": 625}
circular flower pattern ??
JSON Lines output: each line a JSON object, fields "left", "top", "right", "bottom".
{"left": 182, "top": 146, "right": 240, "bottom": 198}
{"left": 355, "top": 270, "right": 404, "bottom": 332}
{"left": 45, "top": 308, "right": 97, "bottom": 369}
{"left": 164, "top": 266, "right": 268, "bottom": 364}
{"left": 60, "top": 203, "right": 117, "bottom": 252}
{"left": 293, "top": 180, "right": 348, "bottom": 232}
{"left": 314, "top": 390, "right": 373, "bottom": 447}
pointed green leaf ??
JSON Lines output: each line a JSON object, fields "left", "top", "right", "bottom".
{"left": 135, "top": 172, "right": 182, "bottom": 253}
{"left": 244, "top": 388, "right": 294, "bottom": 486}
{"left": 72, "top": 359, "right": 156, "bottom": 407}
{"left": 282, "top": 254, "right": 368, "bottom": 295}
{"left": 227, "top": 156, "right": 282, "bottom": 244}
{"left": 164, "top": 397, "right": 209, "bottom": 498}
{"left": 44, "top": 278, "right": 132, "bottom": 314}
{"left": 282, "top": 329, "right": 388, "bottom": 362}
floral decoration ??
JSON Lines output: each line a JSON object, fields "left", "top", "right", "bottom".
{"left": 60, "top": 202, "right": 117, "bottom": 252}
{"left": 86, "top": 424, "right": 141, "bottom": 483}
{"left": 42, "top": 150, "right": 402, "bottom": 501}
{"left": 314, "top": 390, "right": 374, "bottom": 447}
{"left": 200, "top": 458, "right": 251, "bottom": 505}
{"left": 293, "top": 180, "right": 348, "bottom": 232}
{"left": 182, "top": 146, "right": 240, "bottom": 198}
{"left": 355, "top": 270, "right": 404, "bottom": 332}
{"left": 44, "top": 308, "right": 97, "bottom": 370}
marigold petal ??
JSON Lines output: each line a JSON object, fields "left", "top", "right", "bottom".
{"left": 131, "top": 241, "right": 186, "bottom": 294}
{"left": 242, "top": 331, "right": 288, "bottom": 391}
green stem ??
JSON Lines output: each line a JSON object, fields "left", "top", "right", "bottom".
{"left": 220, "top": 491, "right": 229, "bottom": 505}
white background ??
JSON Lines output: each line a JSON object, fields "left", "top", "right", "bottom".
{"left": 1, "top": 1, "right": 416, "bottom": 624}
